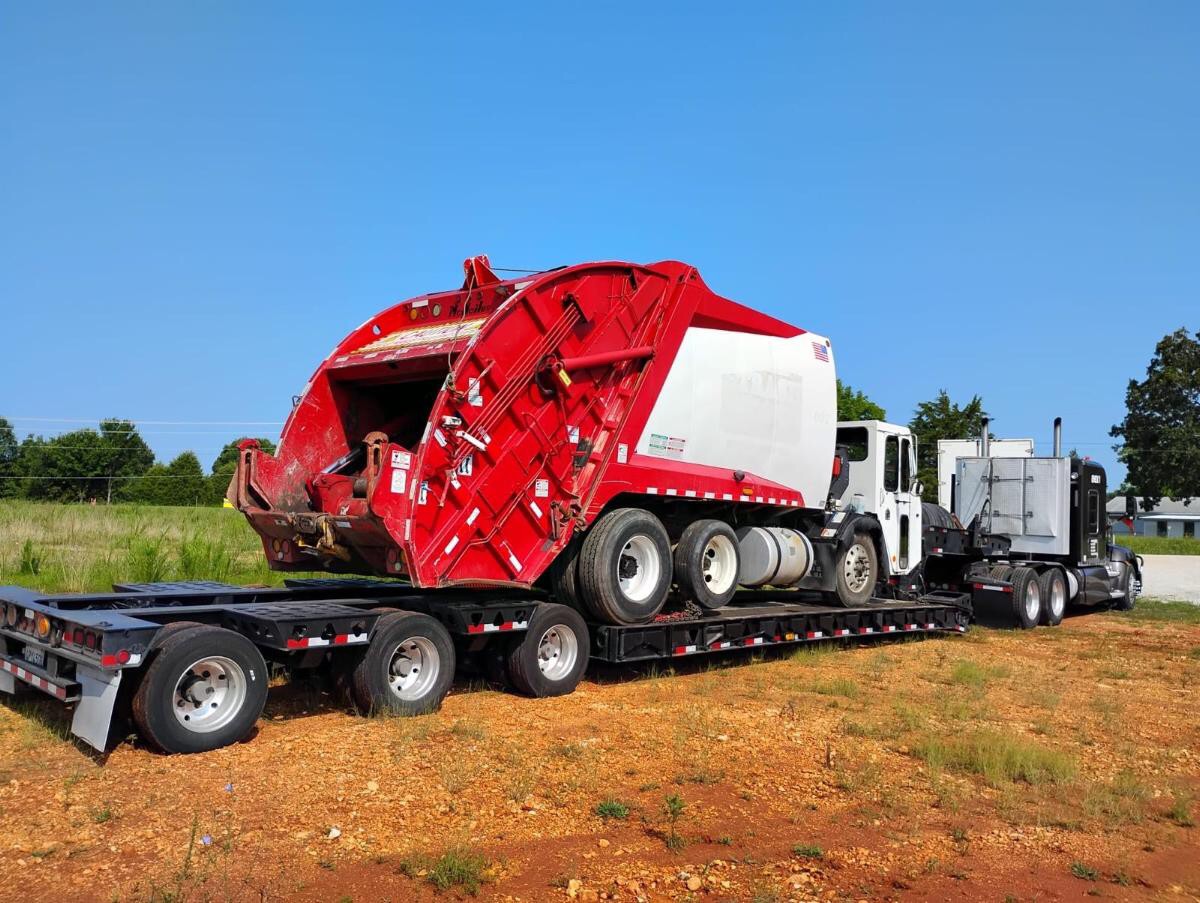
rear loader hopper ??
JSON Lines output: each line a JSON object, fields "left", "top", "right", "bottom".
{"left": 232, "top": 256, "right": 844, "bottom": 624}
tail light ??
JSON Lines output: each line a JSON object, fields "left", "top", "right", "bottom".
{"left": 5, "top": 604, "right": 17, "bottom": 627}
{"left": 832, "top": 455, "right": 843, "bottom": 478}
{"left": 34, "top": 613, "right": 52, "bottom": 639}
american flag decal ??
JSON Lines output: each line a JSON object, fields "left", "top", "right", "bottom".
{"left": 812, "top": 341, "right": 830, "bottom": 362}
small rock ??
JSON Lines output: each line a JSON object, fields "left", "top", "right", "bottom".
{"left": 327, "top": 827, "right": 342, "bottom": 840}
{"left": 581, "top": 891, "right": 599, "bottom": 902}
{"left": 598, "top": 838, "right": 610, "bottom": 848}
{"left": 567, "top": 878, "right": 582, "bottom": 897}
{"left": 686, "top": 875, "right": 702, "bottom": 891}
{"left": 366, "top": 780, "right": 379, "bottom": 793}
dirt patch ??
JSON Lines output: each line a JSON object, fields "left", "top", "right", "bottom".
{"left": 0, "top": 611, "right": 1197, "bottom": 901}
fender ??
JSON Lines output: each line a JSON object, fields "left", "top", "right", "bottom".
{"left": 814, "top": 511, "right": 890, "bottom": 582}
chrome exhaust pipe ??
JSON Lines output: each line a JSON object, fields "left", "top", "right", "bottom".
{"left": 980, "top": 417, "right": 990, "bottom": 457}
{"left": 1053, "top": 417, "right": 1062, "bottom": 457}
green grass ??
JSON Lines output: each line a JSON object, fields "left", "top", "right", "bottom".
{"left": 1119, "top": 535, "right": 1200, "bottom": 556}
{"left": 0, "top": 500, "right": 323, "bottom": 593}
{"left": 791, "top": 843, "right": 823, "bottom": 858}
{"left": 1115, "top": 599, "right": 1200, "bottom": 625}
{"left": 1070, "top": 861, "right": 1099, "bottom": 881}
{"left": 949, "top": 659, "right": 1009, "bottom": 688}
{"left": 914, "top": 730, "right": 1076, "bottom": 787}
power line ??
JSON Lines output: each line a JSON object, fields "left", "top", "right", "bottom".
{"left": 5, "top": 416, "right": 284, "bottom": 426}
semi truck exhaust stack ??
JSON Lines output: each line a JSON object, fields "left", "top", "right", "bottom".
{"left": 980, "top": 418, "right": 990, "bottom": 457}
{"left": 1053, "top": 417, "right": 1062, "bottom": 457}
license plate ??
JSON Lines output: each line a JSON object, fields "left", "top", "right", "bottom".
{"left": 22, "top": 645, "right": 45, "bottom": 669}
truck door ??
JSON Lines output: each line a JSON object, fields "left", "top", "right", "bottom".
{"left": 880, "top": 433, "right": 901, "bottom": 574}
{"left": 880, "top": 431, "right": 922, "bottom": 575}
{"left": 895, "top": 436, "right": 921, "bottom": 573}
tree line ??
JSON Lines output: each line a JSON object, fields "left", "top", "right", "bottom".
{"left": 0, "top": 417, "right": 275, "bottom": 506}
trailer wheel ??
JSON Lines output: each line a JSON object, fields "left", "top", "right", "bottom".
{"left": 578, "top": 508, "right": 673, "bottom": 625}
{"left": 1009, "top": 567, "right": 1042, "bottom": 629}
{"left": 832, "top": 533, "right": 878, "bottom": 607}
{"left": 674, "top": 519, "right": 740, "bottom": 610}
{"left": 350, "top": 611, "right": 455, "bottom": 716}
{"left": 1039, "top": 569, "right": 1066, "bottom": 626}
{"left": 990, "top": 565, "right": 1014, "bottom": 582}
{"left": 131, "top": 625, "right": 268, "bottom": 754}
{"left": 506, "top": 603, "right": 590, "bottom": 697}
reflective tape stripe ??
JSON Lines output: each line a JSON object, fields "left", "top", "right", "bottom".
{"left": 287, "top": 632, "right": 369, "bottom": 650}
{"left": 464, "top": 620, "right": 530, "bottom": 635}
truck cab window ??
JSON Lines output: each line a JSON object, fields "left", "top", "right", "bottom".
{"left": 884, "top": 435, "right": 899, "bottom": 491}
{"left": 900, "top": 437, "right": 912, "bottom": 491}
{"left": 835, "top": 427, "right": 869, "bottom": 462}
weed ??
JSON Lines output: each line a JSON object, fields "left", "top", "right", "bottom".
{"left": 914, "top": 731, "right": 1075, "bottom": 787}
{"left": 127, "top": 536, "right": 171, "bottom": 583}
{"left": 791, "top": 843, "right": 822, "bottom": 858}
{"left": 663, "top": 793, "right": 686, "bottom": 851}
{"left": 790, "top": 644, "right": 834, "bottom": 665}
{"left": 19, "top": 539, "right": 42, "bottom": 575}
{"left": 554, "top": 742, "right": 586, "bottom": 759}
{"left": 750, "top": 888, "right": 780, "bottom": 903}
{"left": 437, "top": 758, "right": 471, "bottom": 795}
{"left": 450, "top": 719, "right": 486, "bottom": 741}
{"left": 809, "top": 678, "right": 860, "bottom": 699}
{"left": 595, "top": 798, "right": 630, "bottom": 821}
{"left": 399, "top": 847, "right": 491, "bottom": 894}
{"left": 90, "top": 806, "right": 114, "bottom": 824}
{"left": 1082, "top": 770, "right": 1149, "bottom": 827}
{"left": 949, "top": 659, "right": 1009, "bottom": 688}
{"left": 1116, "top": 599, "right": 1200, "bottom": 625}
{"left": 717, "top": 834, "right": 733, "bottom": 845}
{"left": 1167, "top": 789, "right": 1195, "bottom": 827}
{"left": 1070, "top": 861, "right": 1099, "bottom": 881}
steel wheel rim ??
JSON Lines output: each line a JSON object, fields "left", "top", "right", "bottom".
{"left": 172, "top": 655, "right": 247, "bottom": 734}
{"left": 536, "top": 623, "right": 579, "bottom": 681}
{"left": 388, "top": 636, "right": 440, "bottom": 701}
{"left": 701, "top": 533, "right": 738, "bottom": 595}
{"left": 843, "top": 543, "right": 872, "bottom": 594}
{"left": 618, "top": 534, "right": 661, "bottom": 603}
{"left": 1024, "top": 580, "right": 1041, "bottom": 621}
{"left": 1049, "top": 577, "right": 1065, "bottom": 618}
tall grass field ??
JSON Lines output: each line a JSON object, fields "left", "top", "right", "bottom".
{"left": 0, "top": 501, "right": 321, "bottom": 593}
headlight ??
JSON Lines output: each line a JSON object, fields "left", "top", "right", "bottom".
{"left": 1105, "top": 562, "right": 1123, "bottom": 578}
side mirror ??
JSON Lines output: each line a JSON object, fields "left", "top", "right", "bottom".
{"left": 911, "top": 480, "right": 924, "bottom": 498}
{"left": 1125, "top": 494, "right": 1137, "bottom": 517}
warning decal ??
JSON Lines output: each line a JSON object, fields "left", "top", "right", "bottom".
{"left": 648, "top": 433, "right": 686, "bottom": 458}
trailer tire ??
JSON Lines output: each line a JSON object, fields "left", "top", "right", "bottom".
{"left": 131, "top": 625, "right": 268, "bottom": 754}
{"left": 1039, "top": 569, "right": 1067, "bottom": 626}
{"left": 506, "top": 603, "right": 590, "bottom": 697}
{"left": 578, "top": 508, "right": 673, "bottom": 625}
{"left": 832, "top": 533, "right": 878, "bottom": 607}
{"left": 990, "top": 565, "right": 1014, "bottom": 582}
{"left": 350, "top": 612, "right": 455, "bottom": 716}
{"left": 1009, "top": 566, "right": 1042, "bottom": 629}
{"left": 674, "top": 519, "right": 740, "bottom": 610}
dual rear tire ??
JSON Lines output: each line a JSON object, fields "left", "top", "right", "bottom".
{"left": 553, "top": 509, "right": 743, "bottom": 625}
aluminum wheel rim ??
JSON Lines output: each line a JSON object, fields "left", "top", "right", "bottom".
{"left": 1024, "top": 580, "right": 1041, "bottom": 621}
{"left": 388, "top": 636, "right": 439, "bottom": 701}
{"left": 537, "top": 623, "right": 579, "bottom": 681}
{"left": 842, "top": 543, "right": 872, "bottom": 594}
{"left": 172, "top": 656, "right": 247, "bottom": 734}
{"left": 618, "top": 534, "right": 661, "bottom": 603}
{"left": 1048, "top": 578, "right": 1065, "bottom": 618}
{"left": 701, "top": 533, "right": 738, "bottom": 595}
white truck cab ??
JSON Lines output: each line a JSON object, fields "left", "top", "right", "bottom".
{"left": 835, "top": 421, "right": 923, "bottom": 576}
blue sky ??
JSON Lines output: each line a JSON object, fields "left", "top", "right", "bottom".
{"left": 1, "top": 3, "right": 1197, "bottom": 480}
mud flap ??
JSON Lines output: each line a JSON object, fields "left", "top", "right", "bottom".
{"left": 0, "top": 669, "right": 13, "bottom": 695}
{"left": 71, "top": 664, "right": 122, "bottom": 752}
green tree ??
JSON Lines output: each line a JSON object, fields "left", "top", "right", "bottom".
{"left": 908, "top": 390, "right": 988, "bottom": 502}
{"left": 21, "top": 420, "right": 155, "bottom": 503}
{"left": 836, "top": 380, "right": 886, "bottom": 422}
{"left": 1111, "top": 327, "right": 1200, "bottom": 510}
{"left": 207, "top": 437, "right": 277, "bottom": 506}
{"left": 0, "top": 417, "right": 17, "bottom": 498}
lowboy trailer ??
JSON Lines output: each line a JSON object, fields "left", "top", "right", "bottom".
{"left": 0, "top": 579, "right": 969, "bottom": 754}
